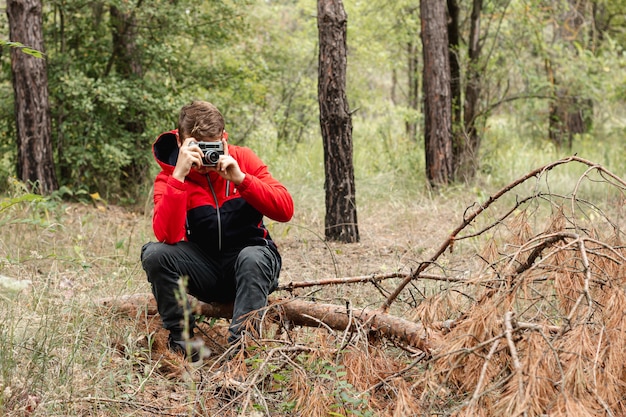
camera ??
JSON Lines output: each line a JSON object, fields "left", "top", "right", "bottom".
{"left": 190, "top": 141, "right": 224, "bottom": 166}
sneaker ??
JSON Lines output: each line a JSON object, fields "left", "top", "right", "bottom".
{"left": 168, "top": 334, "right": 209, "bottom": 363}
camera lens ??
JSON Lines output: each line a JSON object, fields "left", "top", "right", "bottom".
{"left": 206, "top": 151, "right": 220, "bottom": 164}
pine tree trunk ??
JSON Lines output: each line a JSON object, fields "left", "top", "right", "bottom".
{"left": 421, "top": 0, "right": 453, "bottom": 187}
{"left": 317, "top": 0, "right": 359, "bottom": 243}
{"left": 406, "top": 40, "right": 420, "bottom": 142}
{"left": 547, "top": 0, "right": 593, "bottom": 150}
{"left": 458, "top": 0, "right": 483, "bottom": 181}
{"left": 447, "top": 0, "right": 462, "bottom": 167}
{"left": 7, "top": 0, "right": 58, "bottom": 194}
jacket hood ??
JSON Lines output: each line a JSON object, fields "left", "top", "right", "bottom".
{"left": 152, "top": 129, "right": 209, "bottom": 183}
{"left": 153, "top": 130, "right": 179, "bottom": 172}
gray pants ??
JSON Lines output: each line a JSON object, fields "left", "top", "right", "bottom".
{"left": 141, "top": 241, "right": 281, "bottom": 344}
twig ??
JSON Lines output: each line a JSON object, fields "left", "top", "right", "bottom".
{"left": 336, "top": 300, "right": 354, "bottom": 359}
{"left": 560, "top": 235, "right": 594, "bottom": 334}
{"left": 516, "top": 321, "right": 559, "bottom": 334}
{"left": 514, "top": 235, "right": 566, "bottom": 275}
{"left": 239, "top": 345, "right": 313, "bottom": 412}
{"left": 363, "top": 352, "right": 427, "bottom": 394}
{"left": 504, "top": 311, "right": 525, "bottom": 409}
{"left": 133, "top": 356, "right": 162, "bottom": 396}
{"left": 457, "top": 194, "right": 539, "bottom": 241}
{"left": 300, "top": 313, "right": 336, "bottom": 334}
{"left": 277, "top": 271, "right": 463, "bottom": 292}
{"left": 591, "top": 327, "right": 614, "bottom": 417}
{"left": 469, "top": 338, "right": 501, "bottom": 405}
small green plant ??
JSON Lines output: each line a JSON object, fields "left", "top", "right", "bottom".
{"left": 319, "top": 361, "right": 374, "bottom": 417}
{"left": 0, "top": 40, "right": 44, "bottom": 58}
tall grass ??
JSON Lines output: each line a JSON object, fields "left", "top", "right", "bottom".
{"left": 0, "top": 184, "right": 154, "bottom": 415}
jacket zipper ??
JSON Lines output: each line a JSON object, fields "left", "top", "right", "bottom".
{"left": 206, "top": 175, "right": 222, "bottom": 251}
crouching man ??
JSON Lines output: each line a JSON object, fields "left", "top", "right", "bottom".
{"left": 141, "top": 100, "right": 294, "bottom": 361}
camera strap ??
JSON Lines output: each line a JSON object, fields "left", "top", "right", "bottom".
{"left": 206, "top": 175, "right": 222, "bottom": 251}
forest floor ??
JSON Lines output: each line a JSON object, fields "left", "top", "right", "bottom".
{"left": 104, "top": 193, "right": 464, "bottom": 416}
{"left": 2, "top": 157, "right": 625, "bottom": 416}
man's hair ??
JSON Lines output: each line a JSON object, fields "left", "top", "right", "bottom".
{"left": 178, "top": 101, "right": 225, "bottom": 140}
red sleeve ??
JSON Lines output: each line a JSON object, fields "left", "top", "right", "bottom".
{"left": 236, "top": 150, "right": 294, "bottom": 223}
{"left": 152, "top": 172, "right": 188, "bottom": 243}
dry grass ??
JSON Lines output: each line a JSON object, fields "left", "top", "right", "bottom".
{"left": 0, "top": 157, "right": 624, "bottom": 416}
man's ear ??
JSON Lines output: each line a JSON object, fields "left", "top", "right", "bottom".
{"left": 223, "top": 130, "right": 229, "bottom": 141}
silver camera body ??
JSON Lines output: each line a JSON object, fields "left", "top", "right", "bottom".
{"left": 190, "top": 141, "right": 224, "bottom": 167}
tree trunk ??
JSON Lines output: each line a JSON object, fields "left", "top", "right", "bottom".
{"left": 447, "top": 0, "right": 462, "bottom": 162}
{"left": 99, "top": 294, "right": 434, "bottom": 353}
{"left": 317, "top": 0, "right": 359, "bottom": 243}
{"left": 458, "top": 0, "right": 483, "bottom": 181}
{"left": 406, "top": 40, "right": 420, "bottom": 142}
{"left": 448, "top": 0, "right": 483, "bottom": 182}
{"left": 7, "top": 0, "right": 58, "bottom": 195}
{"left": 421, "top": 0, "right": 453, "bottom": 187}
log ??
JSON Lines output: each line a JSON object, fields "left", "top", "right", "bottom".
{"left": 98, "top": 293, "right": 434, "bottom": 353}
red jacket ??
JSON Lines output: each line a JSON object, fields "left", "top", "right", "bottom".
{"left": 151, "top": 130, "right": 294, "bottom": 254}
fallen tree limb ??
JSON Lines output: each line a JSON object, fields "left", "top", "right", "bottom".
{"left": 276, "top": 271, "right": 465, "bottom": 292}
{"left": 98, "top": 293, "right": 434, "bottom": 353}
{"left": 381, "top": 155, "right": 626, "bottom": 312}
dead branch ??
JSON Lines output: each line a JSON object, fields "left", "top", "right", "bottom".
{"left": 469, "top": 338, "right": 501, "bottom": 405}
{"left": 504, "top": 311, "right": 524, "bottom": 407}
{"left": 514, "top": 234, "right": 567, "bottom": 275}
{"left": 277, "top": 272, "right": 406, "bottom": 291}
{"left": 381, "top": 156, "right": 625, "bottom": 312}
{"left": 560, "top": 236, "right": 594, "bottom": 334}
{"left": 98, "top": 294, "right": 435, "bottom": 353}
{"left": 43, "top": 397, "right": 187, "bottom": 417}
{"left": 277, "top": 271, "right": 465, "bottom": 292}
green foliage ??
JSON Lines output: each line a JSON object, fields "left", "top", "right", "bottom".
{"left": 324, "top": 363, "right": 373, "bottom": 417}
{"left": 0, "top": 0, "right": 252, "bottom": 202}
{"left": 0, "top": 40, "right": 44, "bottom": 58}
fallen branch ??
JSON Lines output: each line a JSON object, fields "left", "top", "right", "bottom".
{"left": 514, "top": 234, "right": 566, "bottom": 275}
{"left": 504, "top": 311, "right": 524, "bottom": 409}
{"left": 381, "top": 155, "right": 624, "bottom": 312}
{"left": 98, "top": 294, "right": 435, "bottom": 353}
{"left": 276, "top": 271, "right": 465, "bottom": 292}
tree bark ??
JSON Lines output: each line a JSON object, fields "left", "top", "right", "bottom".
{"left": 406, "top": 40, "right": 420, "bottom": 142}
{"left": 7, "top": 0, "right": 58, "bottom": 195}
{"left": 458, "top": 0, "right": 483, "bottom": 181}
{"left": 317, "top": 0, "right": 359, "bottom": 243}
{"left": 421, "top": 0, "right": 453, "bottom": 187}
{"left": 447, "top": 0, "right": 462, "bottom": 159}
{"left": 99, "top": 294, "right": 433, "bottom": 353}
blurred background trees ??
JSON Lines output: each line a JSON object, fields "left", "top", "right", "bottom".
{"left": 1, "top": 0, "right": 624, "bottom": 203}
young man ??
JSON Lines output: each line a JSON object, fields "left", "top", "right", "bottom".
{"left": 141, "top": 101, "right": 294, "bottom": 361}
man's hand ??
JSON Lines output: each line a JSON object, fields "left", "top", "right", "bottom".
{"left": 210, "top": 139, "right": 246, "bottom": 185}
{"left": 172, "top": 137, "right": 204, "bottom": 182}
